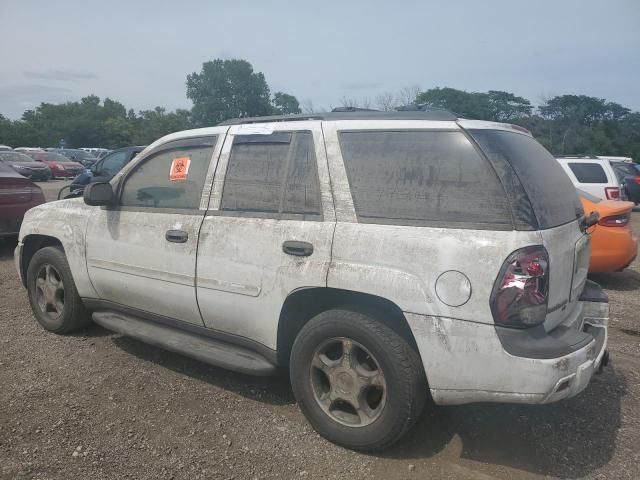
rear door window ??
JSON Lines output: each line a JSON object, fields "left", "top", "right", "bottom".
{"left": 338, "top": 130, "right": 512, "bottom": 229}
{"left": 221, "top": 131, "right": 321, "bottom": 217}
{"left": 568, "top": 163, "right": 608, "bottom": 183}
{"left": 469, "top": 130, "right": 583, "bottom": 229}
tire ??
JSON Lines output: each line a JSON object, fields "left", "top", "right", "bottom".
{"left": 26, "top": 246, "right": 91, "bottom": 334}
{"left": 290, "top": 309, "right": 426, "bottom": 451}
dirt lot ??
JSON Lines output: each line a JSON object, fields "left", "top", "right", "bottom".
{"left": 1, "top": 189, "right": 638, "bottom": 479}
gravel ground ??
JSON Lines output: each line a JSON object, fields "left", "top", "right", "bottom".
{"left": 0, "top": 191, "right": 638, "bottom": 479}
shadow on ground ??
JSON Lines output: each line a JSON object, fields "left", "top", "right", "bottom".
{"left": 381, "top": 367, "right": 626, "bottom": 478}
{"left": 0, "top": 236, "right": 18, "bottom": 259}
{"left": 105, "top": 324, "right": 625, "bottom": 479}
{"left": 589, "top": 269, "right": 640, "bottom": 291}
{"left": 111, "top": 334, "right": 295, "bottom": 407}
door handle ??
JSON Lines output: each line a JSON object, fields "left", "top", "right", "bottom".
{"left": 166, "top": 230, "right": 188, "bottom": 243}
{"left": 282, "top": 240, "right": 314, "bottom": 257}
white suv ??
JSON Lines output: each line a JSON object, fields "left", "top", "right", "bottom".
{"left": 15, "top": 110, "right": 609, "bottom": 451}
{"left": 556, "top": 156, "right": 622, "bottom": 201}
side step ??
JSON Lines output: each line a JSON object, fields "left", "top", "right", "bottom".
{"left": 92, "top": 311, "right": 276, "bottom": 376}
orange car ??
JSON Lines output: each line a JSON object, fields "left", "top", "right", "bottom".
{"left": 579, "top": 190, "right": 638, "bottom": 273}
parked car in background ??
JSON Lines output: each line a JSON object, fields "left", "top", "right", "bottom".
{"left": 15, "top": 110, "right": 609, "bottom": 451}
{"left": 579, "top": 189, "right": 638, "bottom": 272}
{"left": 556, "top": 156, "right": 621, "bottom": 201}
{"left": 0, "top": 161, "right": 45, "bottom": 236}
{"left": 0, "top": 144, "right": 13, "bottom": 151}
{"left": 24, "top": 151, "right": 84, "bottom": 179}
{"left": 0, "top": 151, "right": 52, "bottom": 181}
{"left": 59, "top": 146, "right": 145, "bottom": 198}
{"left": 14, "top": 147, "right": 45, "bottom": 153}
{"left": 51, "top": 149, "right": 99, "bottom": 167}
{"left": 611, "top": 161, "right": 640, "bottom": 205}
{"left": 80, "top": 147, "right": 109, "bottom": 158}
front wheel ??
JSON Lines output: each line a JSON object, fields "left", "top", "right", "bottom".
{"left": 290, "top": 309, "right": 427, "bottom": 451}
{"left": 26, "top": 246, "right": 91, "bottom": 334}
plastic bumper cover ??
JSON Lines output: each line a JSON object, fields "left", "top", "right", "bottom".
{"left": 405, "top": 281, "right": 609, "bottom": 406}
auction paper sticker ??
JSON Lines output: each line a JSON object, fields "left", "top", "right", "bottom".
{"left": 169, "top": 157, "right": 190, "bottom": 181}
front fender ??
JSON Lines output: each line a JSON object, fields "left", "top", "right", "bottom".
{"left": 19, "top": 200, "right": 98, "bottom": 299}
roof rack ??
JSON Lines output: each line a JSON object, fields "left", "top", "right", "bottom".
{"left": 218, "top": 108, "right": 457, "bottom": 125}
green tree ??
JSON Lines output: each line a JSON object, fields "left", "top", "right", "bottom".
{"left": 486, "top": 90, "right": 532, "bottom": 121}
{"left": 132, "top": 107, "right": 192, "bottom": 145}
{"left": 186, "top": 59, "right": 273, "bottom": 126}
{"left": 416, "top": 87, "right": 488, "bottom": 118}
{"left": 272, "top": 92, "right": 301, "bottom": 114}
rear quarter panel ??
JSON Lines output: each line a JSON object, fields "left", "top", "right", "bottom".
{"left": 329, "top": 223, "right": 541, "bottom": 322}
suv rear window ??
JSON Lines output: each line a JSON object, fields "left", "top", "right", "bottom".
{"left": 470, "top": 130, "right": 583, "bottom": 229}
{"left": 568, "top": 162, "right": 608, "bottom": 183}
{"left": 338, "top": 130, "right": 512, "bottom": 228}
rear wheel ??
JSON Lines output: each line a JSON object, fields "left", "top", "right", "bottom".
{"left": 290, "top": 309, "right": 426, "bottom": 451}
{"left": 26, "top": 246, "right": 91, "bottom": 334}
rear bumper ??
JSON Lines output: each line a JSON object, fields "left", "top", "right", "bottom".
{"left": 406, "top": 281, "right": 609, "bottom": 405}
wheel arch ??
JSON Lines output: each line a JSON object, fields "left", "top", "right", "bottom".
{"left": 20, "top": 234, "right": 64, "bottom": 287}
{"left": 276, "top": 287, "right": 421, "bottom": 367}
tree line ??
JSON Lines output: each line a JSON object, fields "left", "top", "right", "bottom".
{"left": 1, "top": 59, "right": 638, "bottom": 162}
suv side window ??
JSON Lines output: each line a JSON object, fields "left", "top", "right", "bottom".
{"left": 568, "top": 162, "right": 608, "bottom": 183}
{"left": 221, "top": 131, "right": 321, "bottom": 217}
{"left": 120, "top": 138, "right": 216, "bottom": 209}
{"left": 339, "top": 130, "right": 511, "bottom": 228}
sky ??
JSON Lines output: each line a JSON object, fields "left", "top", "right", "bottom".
{"left": 1, "top": 0, "right": 639, "bottom": 119}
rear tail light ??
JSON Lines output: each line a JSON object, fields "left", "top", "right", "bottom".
{"left": 599, "top": 213, "right": 629, "bottom": 227}
{"left": 634, "top": 176, "right": 640, "bottom": 185}
{"left": 604, "top": 187, "right": 620, "bottom": 200}
{"left": 490, "top": 246, "right": 549, "bottom": 328}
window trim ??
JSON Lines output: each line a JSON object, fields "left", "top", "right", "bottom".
{"left": 337, "top": 128, "right": 514, "bottom": 230}
{"left": 115, "top": 136, "right": 218, "bottom": 212}
{"left": 219, "top": 130, "right": 324, "bottom": 221}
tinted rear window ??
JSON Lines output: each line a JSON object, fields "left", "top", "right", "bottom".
{"left": 469, "top": 130, "right": 583, "bottom": 229}
{"left": 338, "top": 130, "right": 512, "bottom": 228}
{"left": 568, "top": 163, "right": 608, "bottom": 183}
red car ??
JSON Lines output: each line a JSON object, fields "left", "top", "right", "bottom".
{"left": 0, "top": 162, "right": 45, "bottom": 236}
{"left": 25, "top": 151, "right": 84, "bottom": 179}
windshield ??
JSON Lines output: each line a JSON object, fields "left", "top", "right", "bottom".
{"left": 0, "top": 151, "right": 37, "bottom": 163}
{"left": 69, "top": 150, "right": 97, "bottom": 160}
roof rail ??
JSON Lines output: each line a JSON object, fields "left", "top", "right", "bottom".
{"left": 218, "top": 109, "right": 458, "bottom": 125}
{"left": 331, "top": 106, "right": 379, "bottom": 113}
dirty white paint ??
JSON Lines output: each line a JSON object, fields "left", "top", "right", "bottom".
{"left": 435, "top": 270, "right": 472, "bottom": 307}
{"left": 17, "top": 199, "right": 99, "bottom": 299}
{"left": 85, "top": 208, "right": 205, "bottom": 325}
{"left": 406, "top": 310, "right": 608, "bottom": 405}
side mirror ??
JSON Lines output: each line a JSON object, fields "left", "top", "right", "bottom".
{"left": 84, "top": 182, "right": 114, "bottom": 206}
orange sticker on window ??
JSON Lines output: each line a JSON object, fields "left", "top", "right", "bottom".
{"left": 169, "top": 157, "right": 190, "bottom": 181}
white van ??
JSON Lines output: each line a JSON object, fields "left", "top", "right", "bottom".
{"left": 556, "top": 156, "right": 621, "bottom": 201}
